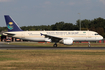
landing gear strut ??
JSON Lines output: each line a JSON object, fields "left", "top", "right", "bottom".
{"left": 53, "top": 43, "right": 57, "bottom": 47}
{"left": 88, "top": 42, "right": 91, "bottom": 47}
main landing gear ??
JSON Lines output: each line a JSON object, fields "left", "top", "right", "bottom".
{"left": 53, "top": 43, "right": 57, "bottom": 47}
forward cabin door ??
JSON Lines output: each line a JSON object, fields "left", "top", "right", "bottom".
{"left": 88, "top": 31, "right": 91, "bottom": 41}
{"left": 88, "top": 31, "right": 95, "bottom": 41}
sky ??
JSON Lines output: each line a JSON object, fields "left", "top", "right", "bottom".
{"left": 0, "top": 0, "right": 105, "bottom": 27}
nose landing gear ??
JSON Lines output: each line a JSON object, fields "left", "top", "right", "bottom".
{"left": 88, "top": 42, "right": 91, "bottom": 47}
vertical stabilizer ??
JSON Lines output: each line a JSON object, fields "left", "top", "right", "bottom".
{"left": 4, "top": 15, "right": 23, "bottom": 32}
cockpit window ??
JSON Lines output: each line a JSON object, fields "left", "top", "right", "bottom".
{"left": 95, "top": 33, "right": 99, "bottom": 35}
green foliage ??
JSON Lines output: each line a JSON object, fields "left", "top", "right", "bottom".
{"left": 0, "top": 27, "right": 7, "bottom": 32}
{"left": 0, "top": 57, "right": 17, "bottom": 61}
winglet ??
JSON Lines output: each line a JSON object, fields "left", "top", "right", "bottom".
{"left": 4, "top": 15, "right": 23, "bottom": 32}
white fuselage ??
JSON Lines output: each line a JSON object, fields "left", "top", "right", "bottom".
{"left": 3, "top": 31, "right": 103, "bottom": 42}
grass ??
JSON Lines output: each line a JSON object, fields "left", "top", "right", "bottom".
{"left": 0, "top": 50, "right": 105, "bottom": 70}
{"left": 0, "top": 57, "right": 17, "bottom": 61}
{"left": 6, "top": 42, "right": 105, "bottom": 47}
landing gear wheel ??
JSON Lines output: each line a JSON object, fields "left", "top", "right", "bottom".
{"left": 53, "top": 44, "right": 57, "bottom": 47}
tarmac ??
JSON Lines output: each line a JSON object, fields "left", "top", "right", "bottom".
{"left": 0, "top": 42, "right": 105, "bottom": 50}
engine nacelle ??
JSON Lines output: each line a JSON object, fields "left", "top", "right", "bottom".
{"left": 45, "top": 38, "right": 51, "bottom": 42}
{"left": 63, "top": 38, "right": 73, "bottom": 45}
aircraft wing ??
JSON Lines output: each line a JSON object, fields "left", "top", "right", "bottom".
{"left": 40, "top": 33, "right": 62, "bottom": 42}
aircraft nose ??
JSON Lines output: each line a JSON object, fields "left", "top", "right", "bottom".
{"left": 100, "top": 36, "right": 103, "bottom": 40}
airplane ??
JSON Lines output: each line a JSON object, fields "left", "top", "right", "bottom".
{"left": 3, "top": 15, "right": 103, "bottom": 47}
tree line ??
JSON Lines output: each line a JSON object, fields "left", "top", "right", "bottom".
{"left": 0, "top": 17, "right": 105, "bottom": 37}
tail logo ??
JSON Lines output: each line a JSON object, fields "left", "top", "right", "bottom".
{"left": 7, "top": 22, "right": 13, "bottom": 30}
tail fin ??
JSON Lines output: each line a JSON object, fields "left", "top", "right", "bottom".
{"left": 4, "top": 15, "right": 23, "bottom": 32}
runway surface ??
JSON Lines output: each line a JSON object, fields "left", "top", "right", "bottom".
{"left": 0, "top": 42, "right": 105, "bottom": 50}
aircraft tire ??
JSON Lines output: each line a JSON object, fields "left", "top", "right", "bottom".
{"left": 53, "top": 44, "right": 57, "bottom": 47}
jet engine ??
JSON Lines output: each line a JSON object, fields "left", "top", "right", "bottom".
{"left": 62, "top": 38, "right": 73, "bottom": 45}
{"left": 45, "top": 38, "right": 51, "bottom": 42}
